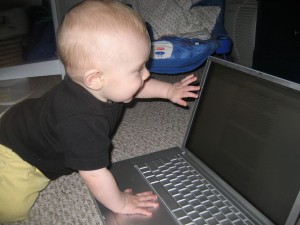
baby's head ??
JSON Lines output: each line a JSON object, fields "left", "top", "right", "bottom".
{"left": 57, "top": 0, "right": 150, "bottom": 83}
{"left": 57, "top": 0, "right": 151, "bottom": 102}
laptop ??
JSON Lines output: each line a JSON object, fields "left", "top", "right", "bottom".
{"left": 94, "top": 57, "right": 300, "bottom": 225}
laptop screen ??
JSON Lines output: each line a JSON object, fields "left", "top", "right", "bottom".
{"left": 186, "top": 59, "right": 300, "bottom": 225}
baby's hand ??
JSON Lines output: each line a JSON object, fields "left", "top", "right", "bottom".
{"left": 167, "top": 74, "right": 200, "bottom": 107}
{"left": 119, "top": 189, "right": 159, "bottom": 216}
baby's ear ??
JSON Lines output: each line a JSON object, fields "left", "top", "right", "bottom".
{"left": 83, "top": 69, "right": 104, "bottom": 90}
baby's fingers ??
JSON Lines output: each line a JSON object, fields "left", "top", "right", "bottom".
{"left": 180, "top": 74, "right": 198, "bottom": 86}
{"left": 136, "top": 192, "right": 158, "bottom": 203}
{"left": 134, "top": 192, "right": 159, "bottom": 216}
{"left": 134, "top": 207, "right": 154, "bottom": 216}
{"left": 180, "top": 74, "right": 195, "bottom": 83}
{"left": 136, "top": 191, "right": 155, "bottom": 197}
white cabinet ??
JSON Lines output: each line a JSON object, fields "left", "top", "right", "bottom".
{"left": 0, "top": 0, "right": 65, "bottom": 81}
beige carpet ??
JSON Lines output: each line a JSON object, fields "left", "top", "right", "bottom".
{"left": 1, "top": 69, "right": 299, "bottom": 225}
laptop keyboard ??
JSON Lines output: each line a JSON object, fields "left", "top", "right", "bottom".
{"left": 136, "top": 154, "right": 254, "bottom": 225}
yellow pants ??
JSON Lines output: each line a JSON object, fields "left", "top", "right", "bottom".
{"left": 0, "top": 110, "right": 50, "bottom": 223}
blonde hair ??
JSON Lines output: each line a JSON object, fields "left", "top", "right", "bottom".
{"left": 57, "top": 0, "right": 149, "bottom": 77}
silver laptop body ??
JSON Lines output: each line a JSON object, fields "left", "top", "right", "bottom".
{"left": 94, "top": 57, "right": 300, "bottom": 225}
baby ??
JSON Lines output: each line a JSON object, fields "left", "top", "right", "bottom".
{"left": 0, "top": 0, "right": 200, "bottom": 222}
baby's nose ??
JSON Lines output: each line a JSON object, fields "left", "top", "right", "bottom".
{"left": 142, "top": 69, "right": 150, "bottom": 80}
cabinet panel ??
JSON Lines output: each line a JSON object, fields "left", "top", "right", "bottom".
{"left": 0, "top": 0, "right": 64, "bottom": 81}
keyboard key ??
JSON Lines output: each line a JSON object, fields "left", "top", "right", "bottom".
{"left": 202, "top": 200, "right": 214, "bottom": 209}
{"left": 208, "top": 195, "right": 219, "bottom": 203}
{"left": 167, "top": 154, "right": 179, "bottom": 161}
{"left": 187, "top": 211, "right": 199, "bottom": 221}
{"left": 214, "top": 200, "right": 226, "bottom": 208}
{"left": 179, "top": 188, "right": 190, "bottom": 196}
{"left": 193, "top": 217, "right": 206, "bottom": 225}
{"left": 219, "top": 219, "right": 233, "bottom": 225}
{"left": 172, "top": 208, "right": 186, "bottom": 219}
{"left": 197, "top": 194, "right": 209, "bottom": 202}
{"left": 236, "top": 212, "right": 247, "bottom": 220}
{"left": 145, "top": 162, "right": 157, "bottom": 171}
{"left": 178, "top": 199, "right": 189, "bottom": 208}
{"left": 206, "top": 217, "right": 219, "bottom": 225}
{"left": 169, "top": 188, "right": 179, "bottom": 196}
{"left": 189, "top": 199, "right": 201, "bottom": 208}
{"left": 153, "top": 159, "right": 165, "bottom": 168}
{"left": 184, "top": 194, "right": 194, "bottom": 202}
{"left": 214, "top": 212, "right": 227, "bottom": 222}
{"left": 200, "top": 211, "right": 213, "bottom": 220}
{"left": 182, "top": 205, "right": 194, "bottom": 214}
{"left": 151, "top": 182, "right": 180, "bottom": 211}
{"left": 178, "top": 216, "right": 193, "bottom": 224}
{"left": 173, "top": 194, "right": 184, "bottom": 202}
{"left": 233, "top": 219, "right": 246, "bottom": 225}
{"left": 207, "top": 206, "right": 219, "bottom": 215}
{"left": 174, "top": 183, "right": 185, "bottom": 190}
{"left": 136, "top": 155, "right": 254, "bottom": 225}
{"left": 220, "top": 206, "right": 232, "bottom": 215}
{"left": 194, "top": 205, "right": 206, "bottom": 214}
{"left": 147, "top": 175, "right": 159, "bottom": 184}
{"left": 226, "top": 212, "right": 240, "bottom": 222}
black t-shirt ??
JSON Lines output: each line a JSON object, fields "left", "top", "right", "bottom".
{"left": 0, "top": 76, "right": 123, "bottom": 179}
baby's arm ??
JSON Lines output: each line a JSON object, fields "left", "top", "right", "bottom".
{"left": 136, "top": 74, "right": 200, "bottom": 107}
{"left": 79, "top": 168, "right": 158, "bottom": 216}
